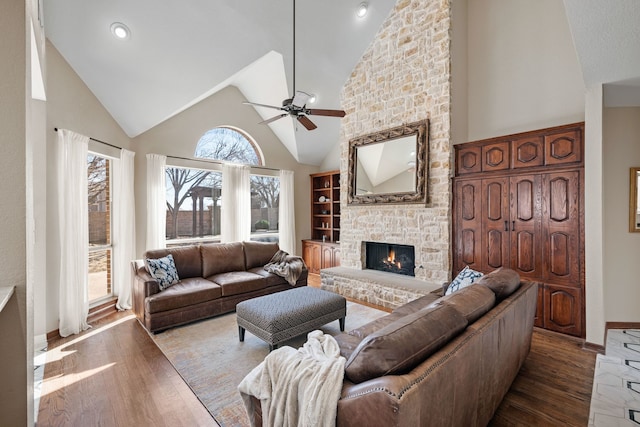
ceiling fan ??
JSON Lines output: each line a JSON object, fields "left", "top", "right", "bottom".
{"left": 243, "top": 0, "right": 346, "bottom": 131}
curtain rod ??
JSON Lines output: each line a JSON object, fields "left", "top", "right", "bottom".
{"left": 166, "top": 154, "right": 282, "bottom": 172}
{"left": 54, "top": 128, "right": 122, "bottom": 151}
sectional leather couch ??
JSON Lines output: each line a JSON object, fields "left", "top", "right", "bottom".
{"left": 132, "top": 241, "right": 308, "bottom": 333}
{"left": 245, "top": 268, "right": 537, "bottom": 426}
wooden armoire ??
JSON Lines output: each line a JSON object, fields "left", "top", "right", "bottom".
{"left": 452, "top": 122, "right": 585, "bottom": 337}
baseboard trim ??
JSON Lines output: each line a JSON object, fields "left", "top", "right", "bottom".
{"left": 583, "top": 341, "right": 605, "bottom": 353}
{"left": 46, "top": 298, "right": 119, "bottom": 342}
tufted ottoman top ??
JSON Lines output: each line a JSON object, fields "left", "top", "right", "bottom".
{"left": 236, "top": 287, "right": 347, "bottom": 349}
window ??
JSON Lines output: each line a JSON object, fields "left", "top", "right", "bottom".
{"left": 164, "top": 127, "right": 279, "bottom": 244}
{"left": 165, "top": 167, "right": 221, "bottom": 241}
{"left": 87, "top": 153, "right": 112, "bottom": 303}
{"left": 250, "top": 175, "right": 280, "bottom": 242}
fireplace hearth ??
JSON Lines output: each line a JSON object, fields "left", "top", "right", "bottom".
{"left": 365, "top": 242, "right": 415, "bottom": 277}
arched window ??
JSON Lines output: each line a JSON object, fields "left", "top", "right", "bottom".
{"left": 164, "top": 126, "right": 278, "bottom": 244}
{"left": 194, "top": 126, "right": 263, "bottom": 165}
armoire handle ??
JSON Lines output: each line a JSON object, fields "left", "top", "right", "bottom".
{"left": 511, "top": 221, "right": 515, "bottom": 231}
{"left": 504, "top": 221, "right": 508, "bottom": 231}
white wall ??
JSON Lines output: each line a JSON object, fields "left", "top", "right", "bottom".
{"left": 466, "top": 0, "right": 584, "bottom": 141}
{"left": 603, "top": 107, "right": 640, "bottom": 321}
{"left": 132, "top": 85, "right": 318, "bottom": 258}
{"left": 45, "top": 42, "right": 133, "bottom": 333}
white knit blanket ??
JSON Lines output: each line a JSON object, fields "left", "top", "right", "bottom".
{"left": 238, "top": 330, "right": 346, "bottom": 427}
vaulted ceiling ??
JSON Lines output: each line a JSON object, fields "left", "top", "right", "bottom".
{"left": 44, "top": 1, "right": 640, "bottom": 166}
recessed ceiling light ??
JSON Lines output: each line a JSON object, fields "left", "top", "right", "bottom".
{"left": 356, "top": 2, "right": 369, "bottom": 18}
{"left": 110, "top": 22, "right": 130, "bottom": 40}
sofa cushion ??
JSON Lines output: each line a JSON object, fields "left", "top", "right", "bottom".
{"left": 207, "top": 271, "right": 266, "bottom": 297}
{"left": 445, "top": 265, "right": 484, "bottom": 295}
{"left": 247, "top": 267, "right": 288, "bottom": 287}
{"left": 244, "top": 241, "right": 279, "bottom": 270}
{"left": 145, "top": 245, "right": 202, "bottom": 279}
{"left": 475, "top": 267, "right": 521, "bottom": 300}
{"left": 145, "top": 277, "right": 222, "bottom": 314}
{"left": 431, "top": 284, "right": 496, "bottom": 324}
{"left": 201, "top": 242, "right": 245, "bottom": 277}
{"left": 344, "top": 304, "right": 468, "bottom": 384}
{"left": 391, "top": 293, "right": 441, "bottom": 316}
{"left": 145, "top": 254, "right": 180, "bottom": 291}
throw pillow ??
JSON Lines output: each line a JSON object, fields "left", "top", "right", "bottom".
{"left": 145, "top": 254, "right": 180, "bottom": 291}
{"left": 445, "top": 265, "right": 483, "bottom": 295}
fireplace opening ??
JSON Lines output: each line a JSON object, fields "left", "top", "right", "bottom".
{"left": 365, "top": 242, "right": 415, "bottom": 277}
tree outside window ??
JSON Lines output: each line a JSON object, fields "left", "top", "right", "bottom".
{"left": 165, "top": 127, "right": 279, "bottom": 243}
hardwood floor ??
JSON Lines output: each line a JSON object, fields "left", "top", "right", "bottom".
{"left": 38, "top": 277, "right": 598, "bottom": 426}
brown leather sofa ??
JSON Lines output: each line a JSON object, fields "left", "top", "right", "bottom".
{"left": 132, "top": 241, "right": 308, "bottom": 333}
{"left": 246, "top": 268, "right": 537, "bottom": 426}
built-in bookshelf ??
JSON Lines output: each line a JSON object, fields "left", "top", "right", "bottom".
{"left": 310, "top": 170, "right": 340, "bottom": 242}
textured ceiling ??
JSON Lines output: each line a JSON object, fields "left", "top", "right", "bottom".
{"left": 44, "top": 0, "right": 397, "bottom": 165}
{"left": 44, "top": 1, "right": 640, "bottom": 165}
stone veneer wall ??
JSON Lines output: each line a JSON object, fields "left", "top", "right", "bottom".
{"left": 339, "top": 0, "right": 452, "bottom": 286}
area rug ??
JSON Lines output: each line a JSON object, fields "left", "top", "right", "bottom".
{"left": 151, "top": 301, "right": 387, "bottom": 427}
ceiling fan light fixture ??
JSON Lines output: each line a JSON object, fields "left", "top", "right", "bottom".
{"left": 356, "top": 2, "right": 369, "bottom": 18}
{"left": 308, "top": 94, "right": 317, "bottom": 104}
{"left": 110, "top": 22, "right": 130, "bottom": 40}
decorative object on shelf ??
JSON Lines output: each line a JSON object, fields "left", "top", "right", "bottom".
{"left": 321, "top": 209, "right": 329, "bottom": 215}
{"left": 324, "top": 181, "right": 330, "bottom": 188}
{"left": 319, "top": 195, "right": 326, "bottom": 202}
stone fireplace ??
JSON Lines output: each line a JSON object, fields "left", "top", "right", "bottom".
{"left": 365, "top": 242, "right": 415, "bottom": 277}
{"left": 321, "top": 0, "right": 452, "bottom": 307}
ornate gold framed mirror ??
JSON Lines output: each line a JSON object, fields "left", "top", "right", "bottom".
{"left": 347, "top": 120, "right": 429, "bottom": 205}
{"left": 630, "top": 167, "right": 640, "bottom": 232}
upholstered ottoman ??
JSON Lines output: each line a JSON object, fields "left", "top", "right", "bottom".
{"left": 236, "top": 287, "right": 347, "bottom": 350}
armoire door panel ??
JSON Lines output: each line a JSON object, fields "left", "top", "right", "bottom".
{"left": 486, "top": 181, "right": 507, "bottom": 221}
{"left": 482, "top": 178, "right": 509, "bottom": 272}
{"left": 461, "top": 229, "right": 478, "bottom": 266}
{"left": 510, "top": 175, "right": 542, "bottom": 278}
{"left": 454, "top": 180, "right": 482, "bottom": 273}
{"left": 481, "top": 142, "right": 510, "bottom": 172}
{"left": 542, "top": 171, "right": 580, "bottom": 285}
{"left": 512, "top": 136, "right": 544, "bottom": 169}
{"left": 544, "top": 284, "right": 582, "bottom": 336}
{"left": 486, "top": 229, "right": 506, "bottom": 269}
{"left": 461, "top": 183, "right": 477, "bottom": 221}
{"left": 514, "top": 230, "right": 536, "bottom": 273}
{"left": 544, "top": 129, "right": 582, "bottom": 166}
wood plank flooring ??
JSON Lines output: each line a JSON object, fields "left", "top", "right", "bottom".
{"left": 38, "top": 275, "right": 598, "bottom": 426}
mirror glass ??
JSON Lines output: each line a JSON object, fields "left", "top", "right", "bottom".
{"left": 355, "top": 135, "right": 416, "bottom": 195}
{"left": 348, "top": 120, "right": 428, "bottom": 205}
{"left": 631, "top": 167, "right": 640, "bottom": 232}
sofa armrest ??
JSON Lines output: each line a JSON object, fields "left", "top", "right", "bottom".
{"left": 131, "top": 260, "right": 160, "bottom": 321}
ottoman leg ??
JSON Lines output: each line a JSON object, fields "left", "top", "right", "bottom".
{"left": 238, "top": 326, "right": 245, "bottom": 342}
{"left": 339, "top": 317, "right": 345, "bottom": 332}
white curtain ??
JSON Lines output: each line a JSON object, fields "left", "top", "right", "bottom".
{"left": 221, "top": 163, "right": 251, "bottom": 242}
{"left": 146, "top": 154, "right": 166, "bottom": 250}
{"left": 114, "top": 149, "right": 136, "bottom": 310}
{"left": 279, "top": 170, "right": 296, "bottom": 254}
{"left": 57, "top": 129, "right": 91, "bottom": 337}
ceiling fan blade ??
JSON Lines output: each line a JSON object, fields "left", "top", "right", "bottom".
{"left": 297, "top": 115, "right": 317, "bottom": 131}
{"left": 260, "top": 113, "right": 288, "bottom": 125}
{"left": 243, "top": 101, "right": 283, "bottom": 111}
{"left": 291, "top": 91, "right": 311, "bottom": 108}
{"left": 307, "top": 108, "right": 346, "bottom": 118}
